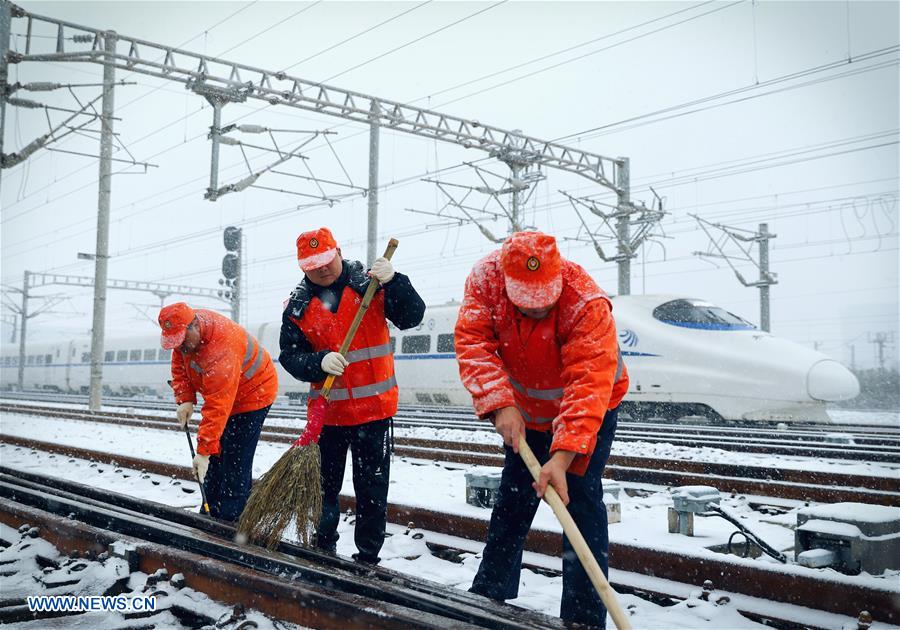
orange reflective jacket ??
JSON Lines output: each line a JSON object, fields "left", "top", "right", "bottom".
{"left": 455, "top": 251, "right": 629, "bottom": 475}
{"left": 290, "top": 286, "right": 397, "bottom": 426}
{"left": 171, "top": 309, "right": 278, "bottom": 456}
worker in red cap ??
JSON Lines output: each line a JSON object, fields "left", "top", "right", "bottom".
{"left": 454, "top": 231, "right": 629, "bottom": 628}
{"left": 159, "top": 302, "right": 278, "bottom": 521}
{"left": 279, "top": 227, "right": 425, "bottom": 564}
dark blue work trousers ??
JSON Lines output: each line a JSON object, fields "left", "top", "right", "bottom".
{"left": 470, "top": 407, "right": 618, "bottom": 628}
{"left": 202, "top": 405, "right": 270, "bottom": 522}
{"left": 315, "top": 418, "right": 391, "bottom": 563}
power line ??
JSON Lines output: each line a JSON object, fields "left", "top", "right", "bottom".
{"left": 4, "top": 2, "right": 260, "bottom": 178}
{"left": 283, "top": 1, "right": 433, "bottom": 71}
{"left": 422, "top": 1, "right": 717, "bottom": 102}
{"left": 319, "top": 1, "right": 509, "bottom": 84}
{"left": 554, "top": 45, "right": 900, "bottom": 143}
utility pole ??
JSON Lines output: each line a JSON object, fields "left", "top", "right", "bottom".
{"left": 692, "top": 216, "right": 777, "bottom": 332}
{"left": 367, "top": 100, "right": 380, "bottom": 267}
{"left": 616, "top": 158, "right": 631, "bottom": 295}
{"left": 509, "top": 162, "right": 523, "bottom": 231}
{"left": 88, "top": 30, "right": 116, "bottom": 412}
{"left": 17, "top": 270, "right": 28, "bottom": 390}
{"left": 3, "top": 313, "right": 17, "bottom": 343}
{"left": 869, "top": 332, "right": 893, "bottom": 371}
{"left": 0, "top": 0, "right": 11, "bottom": 197}
{"left": 759, "top": 223, "right": 772, "bottom": 332}
{"left": 850, "top": 345, "right": 856, "bottom": 371}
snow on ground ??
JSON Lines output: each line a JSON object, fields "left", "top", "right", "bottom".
{"left": 0, "top": 522, "right": 308, "bottom": 630}
{"left": 4, "top": 405, "right": 897, "bottom": 480}
{"left": 2, "top": 413, "right": 898, "bottom": 579}
{"left": 6, "top": 445, "right": 886, "bottom": 630}
{"left": 827, "top": 409, "right": 900, "bottom": 427}
{"left": 2, "top": 412, "right": 899, "bottom": 615}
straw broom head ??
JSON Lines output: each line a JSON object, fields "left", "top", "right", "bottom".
{"left": 236, "top": 442, "right": 323, "bottom": 550}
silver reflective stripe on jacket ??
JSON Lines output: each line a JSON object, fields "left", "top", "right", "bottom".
{"left": 614, "top": 346, "right": 623, "bottom": 383}
{"left": 189, "top": 360, "right": 202, "bottom": 374}
{"left": 508, "top": 376, "right": 564, "bottom": 401}
{"left": 242, "top": 333, "right": 264, "bottom": 379}
{"left": 309, "top": 375, "right": 398, "bottom": 401}
{"left": 345, "top": 342, "right": 393, "bottom": 364}
{"left": 515, "top": 405, "right": 555, "bottom": 424}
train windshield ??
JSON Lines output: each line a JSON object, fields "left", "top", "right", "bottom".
{"left": 653, "top": 299, "right": 756, "bottom": 330}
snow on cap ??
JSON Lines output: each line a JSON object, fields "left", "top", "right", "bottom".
{"left": 501, "top": 231, "right": 563, "bottom": 309}
{"left": 158, "top": 302, "right": 195, "bottom": 350}
{"left": 296, "top": 227, "right": 339, "bottom": 272}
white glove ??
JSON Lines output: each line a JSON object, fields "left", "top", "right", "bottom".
{"left": 193, "top": 453, "right": 210, "bottom": 484}
{"left": 369, "top": 257, "right": 395, "bottom": 284}
{"left": 321, "top": 351, "right": 349, "bottom": 376}
{"left": 176, "top": 402, "right": 194, "bottom": 428}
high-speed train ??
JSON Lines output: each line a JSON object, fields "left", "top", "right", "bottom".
{"left": 0, "top": 295, "right": 860, "bottom": 423}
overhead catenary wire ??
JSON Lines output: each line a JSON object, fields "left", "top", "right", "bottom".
{"left": 3, "top": 4, "right": 896, "bottom": 328}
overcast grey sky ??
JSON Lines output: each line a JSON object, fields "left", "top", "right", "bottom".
{"left": 1, "top": 0, "right": 897, "bottom": 369}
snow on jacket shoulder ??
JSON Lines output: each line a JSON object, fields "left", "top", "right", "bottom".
{"left": 454, "top": 251, "right": 628, "bottom": 475}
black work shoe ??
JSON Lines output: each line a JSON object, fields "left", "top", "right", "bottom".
{"left": 352, "top": 553, "right": 380, "bottom": 565}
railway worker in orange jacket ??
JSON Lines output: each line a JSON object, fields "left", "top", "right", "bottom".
{"left": 279, "top": 227, "right": 425, "bottom": 564}
{"left": 159, "top": 302, "right": 278, "bottom": 522}
{"left": 454, "top": 231, "right": 629, "bottom": 628}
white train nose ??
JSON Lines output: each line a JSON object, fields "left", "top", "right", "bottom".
{"left": 807, "top": 360, "right": 860, "bottom": 401}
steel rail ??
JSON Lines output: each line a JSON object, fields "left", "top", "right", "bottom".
{"left": 0, "top": 464, "right": 896, "bottom": 625}
{"left": 3, "top": 400, "right": 898, "bottom": 462}
{"left": 2, "top": 415, "right": 898, "bottom": 505}
{"left": 0, "top": 468, "right": 564, "bottom": 629}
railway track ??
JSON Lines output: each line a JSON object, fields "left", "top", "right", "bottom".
{"left": 0, "top": 465, "right": 564, "bottom": 629}
{"left": 4, "top": 399, "right": 900, "bottom": 461}
{"left": 4, "top": 391, "right": 899, "bottom": 443}
{"left": 0, "top": 457, "right": 896, "bottom": 627}
{"left": 3, "top": 403, "right": 899, "bottom": 506}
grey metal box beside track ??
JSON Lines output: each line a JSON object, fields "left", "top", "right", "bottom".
{"left": 795, "top": 503, "right": 900, "bottom": 575}
{"left": 465, "top": 470, "right": 502, "bottom": 509}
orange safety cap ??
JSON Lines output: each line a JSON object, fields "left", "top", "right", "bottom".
{"left": 501, "top": 231, "right": 563, "bottom": 309}
{"left": 158, "top": 302, "right": 195, "bottom": 350}
{"left": 296, "top": 227, "right": 339, "bottom": 272}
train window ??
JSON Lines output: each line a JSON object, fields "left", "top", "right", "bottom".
{"left": 2, "top": 357, "right": 8, "bottom": 366}
{"left": 82, "top": 352, "right": 91, "bottom": 363}
{"left": 143, "top": 349, "right": 156, "bottom": 361}
{"left": 402, "top": 334, "right": 431, "bottom": 354}
{"left": 116, "top": 350, "right": 128, "bottom": 362}
{"left": 437, "top": 334, "right": 455, "bottom": 353}
{"left": 45, "top": 354, "right": 52, "bottom": 365}
{"left": 158, "top": 348, "right": 172, "bottom": 362}
{"left": 653, "top": 299, "right": 755, "bottom": 330}
{"left": 389, "top": 336, "right": 396, "bottom": 353}
{"left": 35, "top": 355, "right": 43, "bottom": 365}
{"left": 104, "top": 351, "right": 115, "bottom": 362}
{"left": 129, "top": 349, "right": 141, "bottom": 361}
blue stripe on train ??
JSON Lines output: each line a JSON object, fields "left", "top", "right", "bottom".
{"left": 8, "top": 349, "right": 660, "bottom": 369}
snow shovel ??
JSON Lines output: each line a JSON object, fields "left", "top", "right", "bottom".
{"left": 518, "top": 436, "right": 632, "bottom": 630}
{"left": 237, "top": 238, "right": 400, "bottom": 550}
{"left": 184, "top": 425, "right": 210, "bottom": 515}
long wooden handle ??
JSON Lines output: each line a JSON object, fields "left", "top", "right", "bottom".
{"left": 184, "top": 426, "right": 210, "bottom": 515}
{"left": 320, "top": 238, "right": 399, "bottom": 398}
{"left": 518, "top": 436, "right": 632, "bottom": 630}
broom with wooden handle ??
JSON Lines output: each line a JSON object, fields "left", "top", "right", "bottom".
{"left": 237, "top": 239, "right": 399, "bottom": 550}
{"left": 184, "top": 425, "right": 210, "bottom": 515}
{"left": 518, "top": 436, "right": 632, "bottom": 630}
